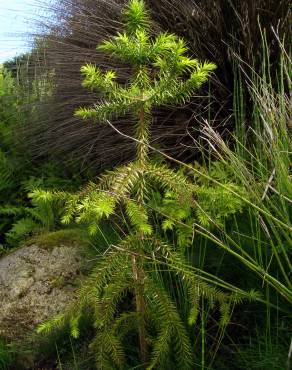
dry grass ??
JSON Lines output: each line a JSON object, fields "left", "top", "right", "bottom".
{"left": 17, "top": 0, "right": 291, "bottom": 172}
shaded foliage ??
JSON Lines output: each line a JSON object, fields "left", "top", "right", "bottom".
{"left": 0, "top": 66, "right": 92, "bottom": 249}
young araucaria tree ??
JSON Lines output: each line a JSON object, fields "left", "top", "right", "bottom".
{"left": 38, "top": 1, "right": 238, "bottom": 368}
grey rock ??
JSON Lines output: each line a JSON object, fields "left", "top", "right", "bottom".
{"left": 0, "top": 244, "right": 86, "bottom": 342}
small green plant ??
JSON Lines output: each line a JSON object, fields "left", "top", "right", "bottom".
{"left": 37, "top": 1, "right": 253, "bottom": 368}
{"left": 0, "top": 338, "right": 15, "bottom": 370}
{"left": 0, "top": 179, "right": 59, "bottom": 246}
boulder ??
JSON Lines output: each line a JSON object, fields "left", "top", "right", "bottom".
{"left": 0, "top": 243, "right": 86, "bottom": 342}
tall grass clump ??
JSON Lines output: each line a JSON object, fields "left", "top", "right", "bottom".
{"left": 193, "top": 30, "right": 291, "bottom": 367}
{"left": 202, "top": 33, "right": 291, "bottom": 300}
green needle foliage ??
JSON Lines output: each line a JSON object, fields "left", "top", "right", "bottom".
{"left": 37, "top": 1, "right": 251, "bottom": 368}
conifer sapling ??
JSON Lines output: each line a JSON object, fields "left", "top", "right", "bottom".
{"left": 37, "top": 1, "right": 242, "bottom": 369}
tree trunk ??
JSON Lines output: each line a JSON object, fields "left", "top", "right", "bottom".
{"left": 132, "top": 253, "right": 148, "bottom": 367}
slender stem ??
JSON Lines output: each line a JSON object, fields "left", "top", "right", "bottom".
{"left": 136, "top": 105, "right": 150, "bottom": 167}
{"left": 133, "top": 101, "right": 150, "bottom": 365}
{"left": 132, "top": 253, "right": 148, "bottom": 367}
